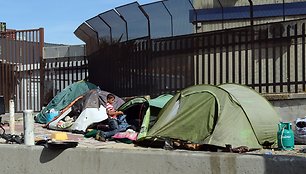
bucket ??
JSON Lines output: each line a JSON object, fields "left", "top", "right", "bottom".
{"left": 277, "top": 122, "right": 294, "bottom": 150}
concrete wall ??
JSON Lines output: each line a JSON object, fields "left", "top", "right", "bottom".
{"left": 0, "top": 144, "right": 305, "bottom": 174}
{"left": 265, "top": 93, "right": 306, "bottom": 122}
{"left": 193, "top": 0, "right": 306, "bottom": 33}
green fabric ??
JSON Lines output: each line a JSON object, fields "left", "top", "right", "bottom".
{"left": 84, "top": 129, "right": 98, "bottom": 138}
{"left": 119, "top": 95, "right": 173, "bottom": 140}
{"left": 119, "top": 94, "right": 172, "bottom": 111}
{"left": 118, "top": 97, "right": 148, "bottom": 111}
{"left": 35, "top": 80, "right": 97, "bottom": 124}
{"left": 218, "top": 83, "right": 280, "bottom": 145}
{"left": 148, "top": 92, "right": 216, "bottom": 143}
{"left": 149, "top": 94, "right": 173, "bottom": 108}
{"left": 140, "top": 84, "right": 280, "bottom": 149}
{"left": 137, "top": 107, "right": 151, "bottom": 140}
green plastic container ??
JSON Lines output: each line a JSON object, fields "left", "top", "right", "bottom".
{"left": 277, "top": 122, "right": 294, "bottom": 150}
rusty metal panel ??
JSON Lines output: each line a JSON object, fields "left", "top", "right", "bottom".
{"left": 0, "top": 28, "right": 43, "bottom": 112}
{"left": 0, "top": 29, "right": 88, "bottom": 113}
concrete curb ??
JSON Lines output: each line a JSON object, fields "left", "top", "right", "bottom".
{"left": 0, "top": 144, "right": 305, "bottom": 174}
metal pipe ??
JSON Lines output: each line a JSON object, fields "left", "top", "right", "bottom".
{"left": 98, "top": 16, "right": 112, "bottom": 44}
{"left": 138, "top": 4, "right": 151, "bottom": 39}
{"left": 248, "top": 0, "right": 254, "bottom": 27}
{"left": 283, "top": 0, "right": 285, "bottom": 21}
{"left": 187, "top": 0, "right": 198, "bottom": 33}
{"left": 162, "top": 1, "right": 173, "bottom": 37}
{"left": 118, "top": 14, "right": 128, "bottom": 41}
{"left": 23, "top": 109, "right": 34, "bottom": 145}
{"left": 9, "top": 99, "right": 15, "bottom": 134}
{"left": 39, "top": 28, "right": 45, "bottom": 110}
{"left": 80, "top": 24, "right": 99, "bottom": 46}
{"left": 83, "top": 22, "right": 100, "bottom": 45}
{"left": 248, "top": 0, "right": 255, "bottom": 89}
{"left": 217, "top": 0, "right": 224, "bottom": 29}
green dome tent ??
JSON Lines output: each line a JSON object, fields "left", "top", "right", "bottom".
{"left": 35, "top": 80, "right": 98, "bottom": 124}
{"left": 137, "top": 84, "right": 280, "bottom": 149}
{"left": 117, "top": 94, "right": 173, "bottom": 132}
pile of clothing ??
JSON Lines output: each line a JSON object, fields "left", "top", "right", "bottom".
{"left": 294, "top": 117, "right": 306, "bottom": 144}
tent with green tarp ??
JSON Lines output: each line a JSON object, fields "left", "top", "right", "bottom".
{"left": 118, "top": 94, "right": 173, "bottom": 132}
{"left": 137, "top": 84, "right": 280, "bottom": 149}
{"left": 35, "top": 81, "right": 98, "bottom": 124}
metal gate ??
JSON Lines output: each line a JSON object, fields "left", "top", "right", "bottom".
{"left": 0, "top": 28, "right": 44, "bottom": 112}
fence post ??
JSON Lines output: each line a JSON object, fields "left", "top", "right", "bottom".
{"left": 23, "top": 110, "right": 34, "bottom": 145}
{"left": 9, "top": 99, "right": 15, "bottom": 134}
{"left": 39, "top": 28, "right": 45, "bottom": 110}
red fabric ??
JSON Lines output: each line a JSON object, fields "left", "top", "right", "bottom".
{"left": 106, "top": 102, "right": 116, "bottom": 118}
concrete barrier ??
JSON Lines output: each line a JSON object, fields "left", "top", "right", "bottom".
{"left": 264, "top": 93, "right": 306, "bottom": 122}
{"left": 0, "top": 144, "right": 305, "bottom": 174}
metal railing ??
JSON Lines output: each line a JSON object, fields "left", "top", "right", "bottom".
{"left": 0, "top": 29, "right": 88, "bottom": 112}
{"left": 43, "top": 56, "right": 88, "bottom": 106}
{"left": 88, "top": 18, "right": 306, "bottom": 97}
{"left": 75, "top": 0, "right": 196, "bottom": 55}
{"left": 0, "top": 28, "right": 44, "bottom": 112}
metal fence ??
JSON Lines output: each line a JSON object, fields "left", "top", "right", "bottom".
{"left": 43, "top": 56, "right": 88, "bottom": 106}
{"left": 0, "top": 29, "right": 88, "bottom": 112}
{"left": 88, "top": 18, "right": 306, "bottom": 97}
{"left": 74, "top": 0, "right": 196, "bottom": 55}
{"left": 0, "top": 28, "right": 44, "bottom": 112}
